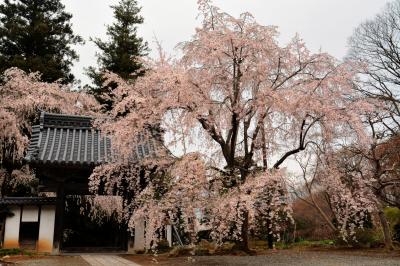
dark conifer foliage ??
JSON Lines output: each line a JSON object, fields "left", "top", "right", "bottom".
{"left": 0, "top": 0, "right": 83, "bottom": 84}
{"left": 87, "top": 0, "right": 148, "bottom": 110}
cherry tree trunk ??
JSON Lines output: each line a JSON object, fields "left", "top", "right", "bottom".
{"left": 267, "top": 231, "right": 274, "bottom": 249}
{"left": 266, "top": 218, "right": 274, "bottom": 249}
{"left": 238, "top": 209, "right": 250, "bottom": 252}
{"left": 378, "top": 209, "right": 393, "bottom": 250}
{"left": 310, "top": 196, "right": 337, "bottom": 233}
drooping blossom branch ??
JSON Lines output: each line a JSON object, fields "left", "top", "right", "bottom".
{"left": 90, "top": 0, "right": 374, "bottom": 248}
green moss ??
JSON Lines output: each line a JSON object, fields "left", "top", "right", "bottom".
{"left": 0, "top": 248, "right": 23, "bottom": 256}
{"left": 275, "top": 239, "right": 335, "bottom": 249}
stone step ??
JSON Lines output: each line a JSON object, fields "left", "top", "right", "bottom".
{"left": 81, "top": 255, "right": 141, "bottom": 266}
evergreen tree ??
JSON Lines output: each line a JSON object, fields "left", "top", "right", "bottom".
{"left": 0, "top": 0, "right": 83, "bottom": 84}
{"left": 87, "top": 0, "right": 148, "bottom": 110}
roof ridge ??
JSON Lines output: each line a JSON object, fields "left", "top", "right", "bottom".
{"left": 41, "top": 111, "right": 94, "bottom": 120}
{"left": 40, "top": 111, "right": 94, "bottom": 130}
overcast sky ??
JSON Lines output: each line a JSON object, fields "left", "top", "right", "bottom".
{"left": 63, "top": 0, "right": 391, "bottom": 87}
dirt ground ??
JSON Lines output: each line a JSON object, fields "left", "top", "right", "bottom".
{"left": 123, "top": 249, "right": 400, "bottom": 266}
{"left": 4, "top": 255, "right": 90, "bottom": 266}
{"left": 1, "top": 249, "right": 400, "bottom": 266}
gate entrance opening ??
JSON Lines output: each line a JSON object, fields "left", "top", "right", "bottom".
{"left": 61, "top": 196, "right": 127, "bottom": 252}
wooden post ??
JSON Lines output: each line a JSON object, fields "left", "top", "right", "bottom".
{"left": 52, "top": 183, "right": 65, "bottom": 254}
{"left": 133, "top": 217, "right": 145, "bottom": 252}
{"left": 166, "top": 225, "right": 172, "bottom": 247}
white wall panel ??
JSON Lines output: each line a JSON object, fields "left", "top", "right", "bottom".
{"left": 21, "top": 206, "right": 39, "bottom": 222}
{"left": 37, "top": 205, "right": 56, "bottom": 253}
{"left": 4, "top": 206, "right": 21, "bottom": 248}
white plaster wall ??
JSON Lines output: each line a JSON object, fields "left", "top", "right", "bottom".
{"left": 4, "top": 206, "right": 21, "bottom": 248}
{"left": 37, "top": 205, "right": 56, "bottom": 253}
{"left": 21, "top": 206, "right": 39, "bottom": 222}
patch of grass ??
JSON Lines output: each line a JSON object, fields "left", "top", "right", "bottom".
{"left": 0, "top": 248, "right": 23, "bottom": 256}
{"left": 275, "top": 239, "right": 336, "bottom": 249}
{"left": 0, "top": 248, "right": 35, "bottom": 257}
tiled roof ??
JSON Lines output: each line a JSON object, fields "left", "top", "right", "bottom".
{"left": 0, "top": 197, "right": 57, "bottom": 206}
{"left": 25, "top": 112, "right": 158, "bottom": 166}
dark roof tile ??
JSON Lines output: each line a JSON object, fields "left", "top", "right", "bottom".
{"left": 25, "top": 112, "right": 159, "bottom": 166}
{"left": 0, "top": 197, "right": 57, "bottom": 206}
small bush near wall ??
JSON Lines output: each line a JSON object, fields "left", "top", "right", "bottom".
{"left": 0, "top": 248, "right": 32, "bottom": 256}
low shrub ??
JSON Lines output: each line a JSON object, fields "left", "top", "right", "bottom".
{"left": 197, "top": 239, "right": 217, "bottom": 254}
{"left": 169, "top": 246, "right": 193, "bottom": 257}
{"left": 335, "top": 228, "right": 381, "bottom": 248}
{"left": 385, "top": 207, "right": 400, "bottom": 242}
{"left": 214, "top": 242, "right": 236, "bottom": 254}
{"left": 193, "top": 246, "right": 209, "bottom": 256}
{"left": 156, "top": 239, "right": 171, "bottom": 253}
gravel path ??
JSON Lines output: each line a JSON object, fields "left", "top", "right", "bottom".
{"left": 125, "top": 250, "right": 400, "bottom": 266}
